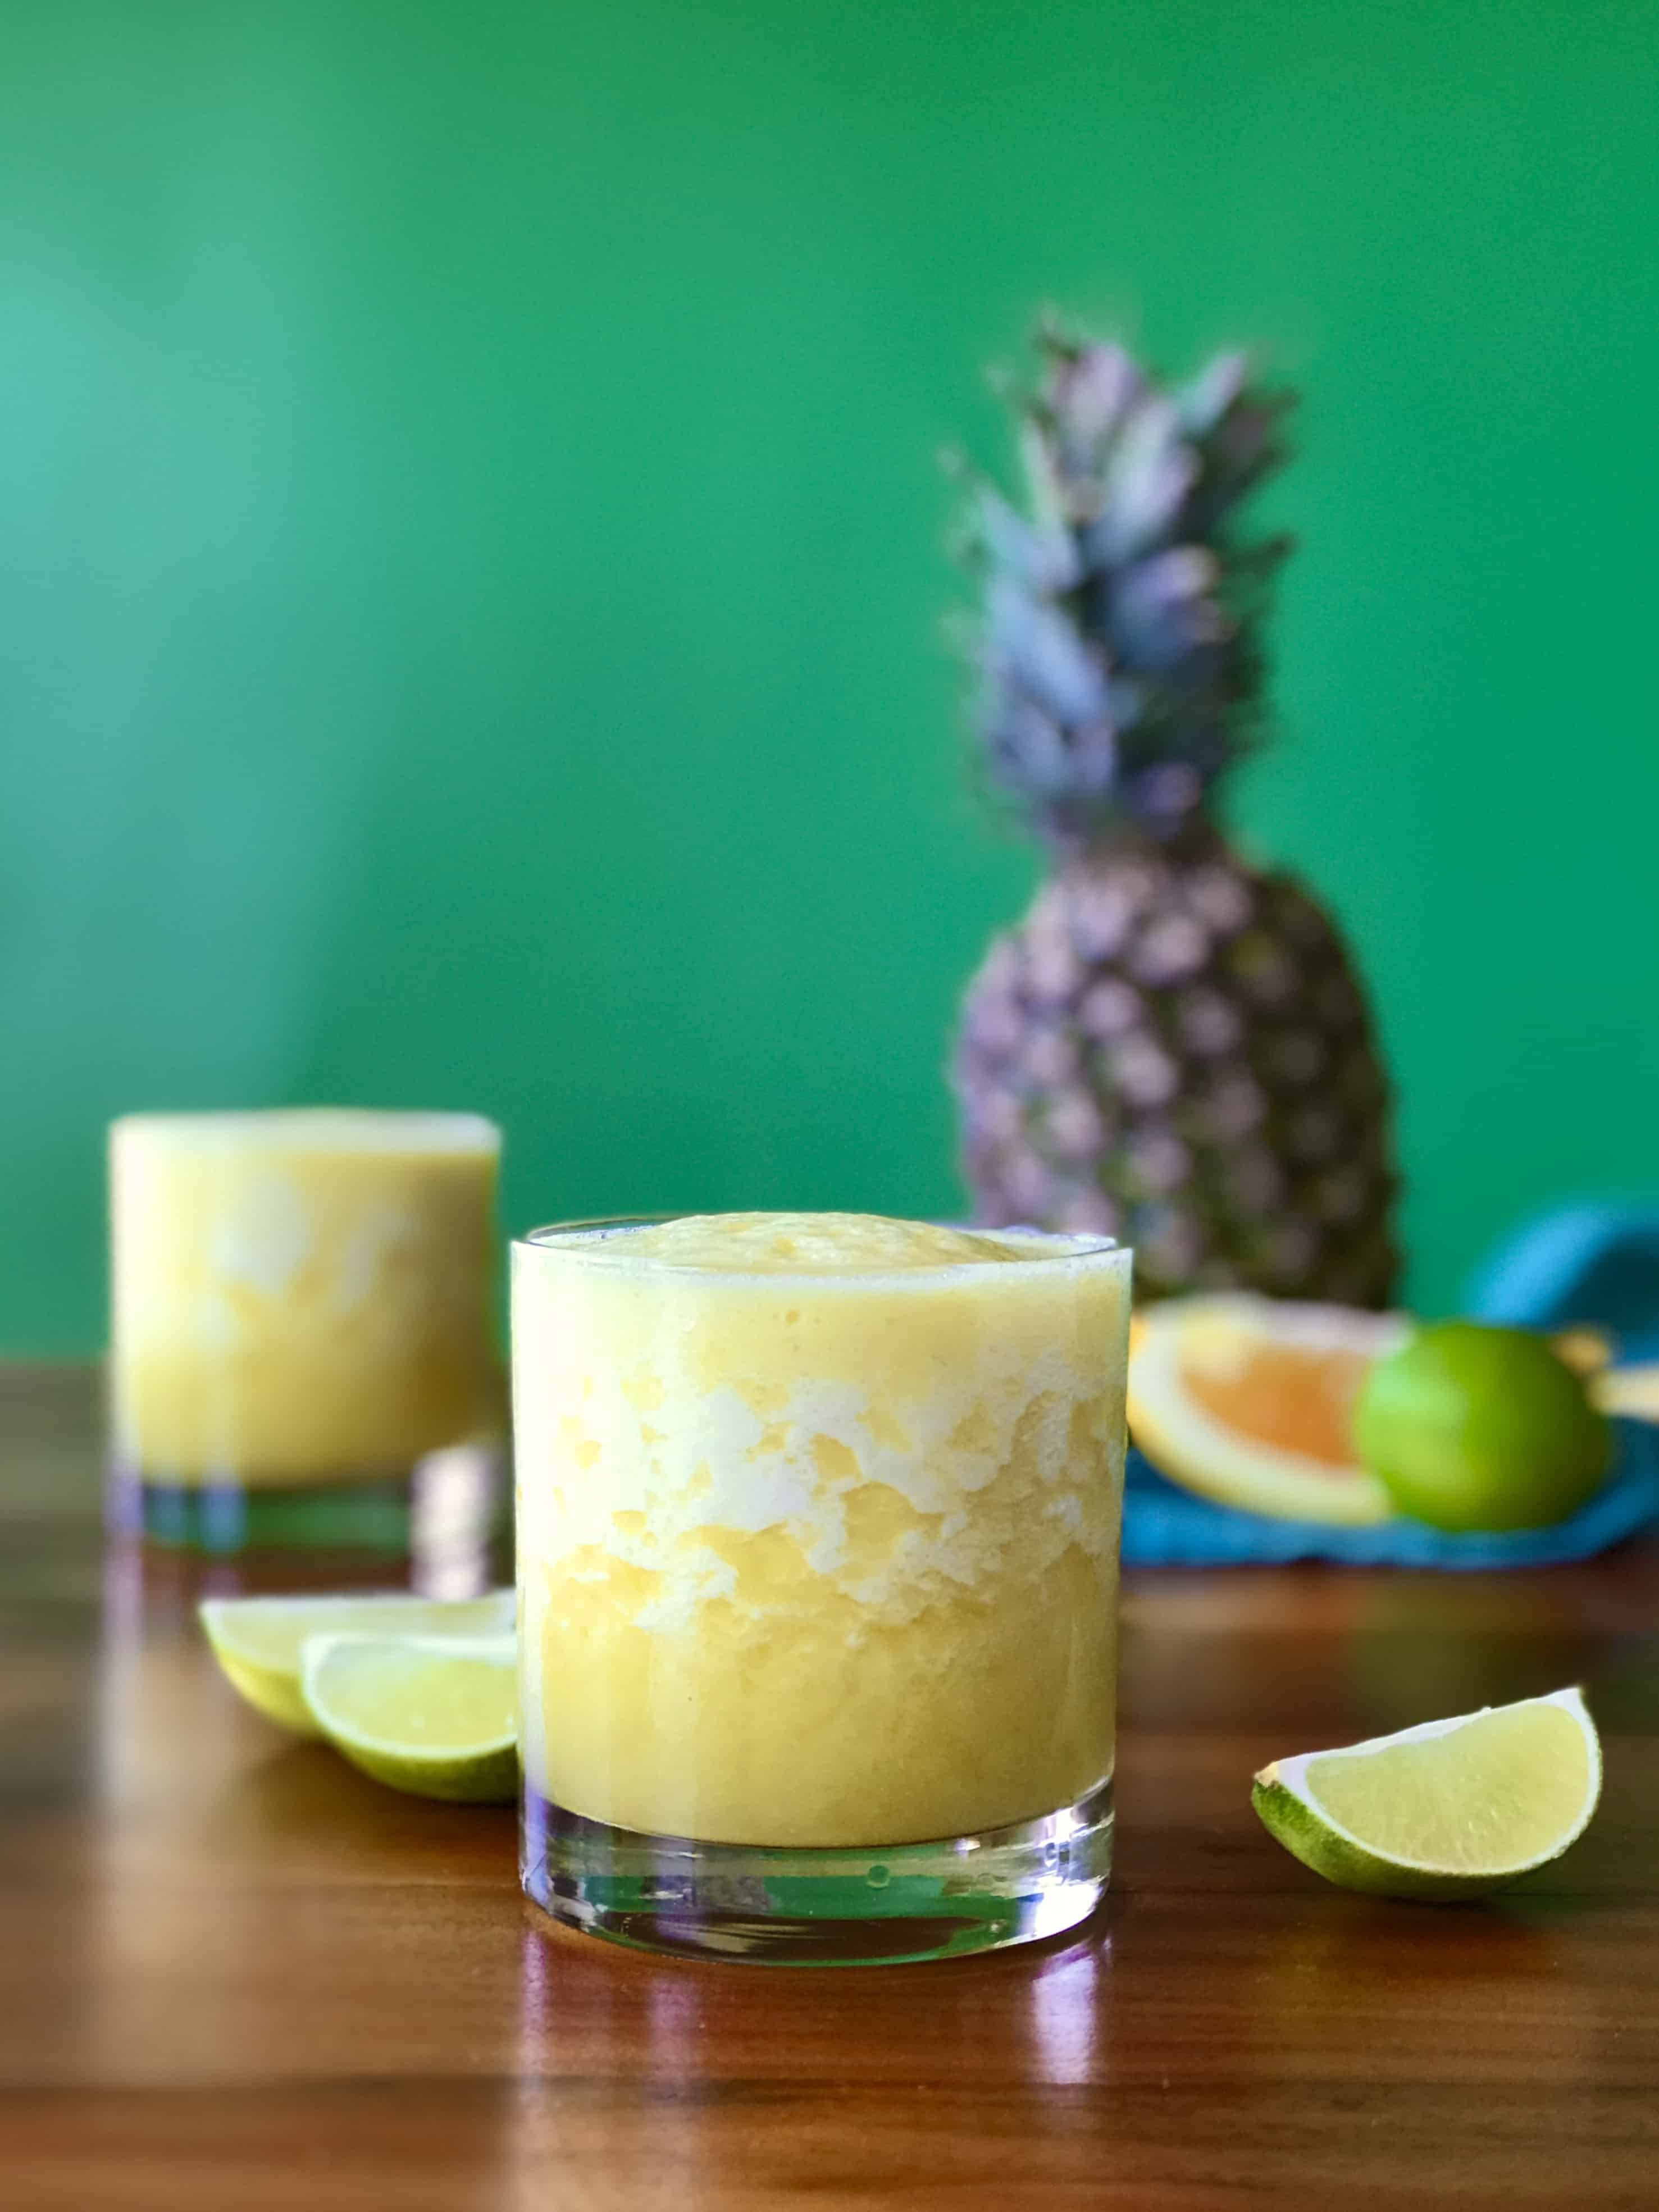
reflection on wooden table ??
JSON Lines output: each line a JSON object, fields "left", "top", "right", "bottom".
{"left": 3, "top": 1365, "right": 1658, "bottom": 2209}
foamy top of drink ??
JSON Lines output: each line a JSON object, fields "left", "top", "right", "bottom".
{"left": 531, "top": 1210, "right": 1113, "bottom": 1276}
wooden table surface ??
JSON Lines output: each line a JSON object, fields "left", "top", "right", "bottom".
{"left": 4, "top": 1364, "right": 1658, "bottom": 2210}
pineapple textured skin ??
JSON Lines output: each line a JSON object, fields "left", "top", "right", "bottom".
{"left": 955, "top": 838, "right": 1400, "bottom": 1306}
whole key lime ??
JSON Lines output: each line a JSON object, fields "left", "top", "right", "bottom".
{"left": 1353, "top": 1321, "right": 1612, "bottom": 1533}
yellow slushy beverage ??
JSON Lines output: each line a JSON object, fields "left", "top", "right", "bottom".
{"left": 513, "top": 1211, "right": 1130, "bottom": 1855}
{"left": 111, "top": 1110, "right": 500, "bottom": 1490}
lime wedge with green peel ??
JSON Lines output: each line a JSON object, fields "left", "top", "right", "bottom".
{"left": 1253, "top": 1687, "right": 1601, "bottom": 1899}
{"left": 199, "top": 1590, "right": 515, "bottom": 1735}
{"left": 301, "top": 1633, "right": 518, "bottom": 1801}
{"left": 1354, "top": 1321, "right": 1612, "bottom": 1533}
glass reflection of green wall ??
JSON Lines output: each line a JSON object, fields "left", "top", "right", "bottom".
{"left": 3, "top": 1, "right": 1657, "bottom": 1349}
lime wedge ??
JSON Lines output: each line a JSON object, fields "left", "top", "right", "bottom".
{"left": 300, "top": 1633, "right": 518, "bottom": 1801}
{"left": 199, "top": 1590, "right": 514, "bottom": 1735}
{"left": 1252, "top": 1687, "right": 1601, "bottom": 1899}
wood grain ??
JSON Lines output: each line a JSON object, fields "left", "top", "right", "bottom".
{"left": 3, "top": 1365, "right": 1658, "bottom": 2209}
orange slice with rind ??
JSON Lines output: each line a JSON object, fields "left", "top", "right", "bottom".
{"left": 1127, "top": 1293, "right": 1409, "bottom": 1525}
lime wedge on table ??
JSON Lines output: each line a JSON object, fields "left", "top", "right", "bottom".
{"left": 199, "top": 1590, "right": 515, "bottom": 1735}
{"left": 1253, "top": 1687, "right": 1601, "bottom": 1900}
{"left": 301, "top": 1634, "right": 517, "bottom": 1802}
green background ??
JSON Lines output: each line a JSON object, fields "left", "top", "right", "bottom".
{"left": 3, "top": 0, "right": 1657, "bottom": 1352}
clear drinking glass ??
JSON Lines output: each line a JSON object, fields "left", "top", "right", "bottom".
{"left": 108, "top": 1110, "right": 504, "bottom": 1557}
{"left": 514, "top": 1212, "right": 1132, "bottom": 1964}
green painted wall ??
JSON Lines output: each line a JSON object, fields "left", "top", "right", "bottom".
{"left": 3, "top": 0, "right": 1657, "bottom": 1351}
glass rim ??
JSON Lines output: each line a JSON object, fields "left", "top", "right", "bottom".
{"left": 512, "top": 1211, "right": 1130, "bottom": 1283}
{"left": 108, "top": 1107, "right": 500, "bottom": 1152}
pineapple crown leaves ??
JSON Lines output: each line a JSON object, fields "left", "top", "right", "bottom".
{"left": 948, "top": 321, "right": 1295, "bottom": 846}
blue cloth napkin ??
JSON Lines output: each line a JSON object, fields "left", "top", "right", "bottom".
{"left": 1122, "top": 1205, "right": 1659, "bottom": 1568}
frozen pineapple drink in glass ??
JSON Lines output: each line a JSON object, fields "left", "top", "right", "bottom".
{"left": 514, "top": 1210, "right": 1131, "bottom": 1963}
{"left": 110, "top": 1111, "right": 502, "bottom": 1553}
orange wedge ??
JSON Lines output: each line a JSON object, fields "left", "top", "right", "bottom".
{"left": 1128, "top": 1294, "right": 1410, "bottom": 1525}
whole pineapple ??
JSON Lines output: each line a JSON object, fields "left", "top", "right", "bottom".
{"left": 951, "top": 326, "right": 1400, "bottom": 1305}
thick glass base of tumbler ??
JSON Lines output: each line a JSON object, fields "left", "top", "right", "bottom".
{"left": 520, "top": 1778, "right": 1112, "bottom": 1966}
{"left": 119, "top": 1472, "right": 413, "bottom": 1553}
{"left": 108, "top": 1444, "right": 504, "bottom": 1572}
